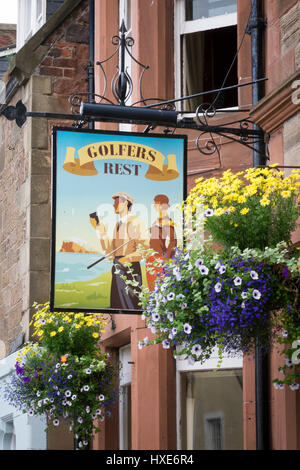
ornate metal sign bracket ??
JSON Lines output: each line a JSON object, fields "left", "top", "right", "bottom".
{"left": 0, "top": 20, "right": 269, "bottom": 163}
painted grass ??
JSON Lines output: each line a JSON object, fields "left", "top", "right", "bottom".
{"left": 54, "top": 266, "right": 147, "bottom": 310}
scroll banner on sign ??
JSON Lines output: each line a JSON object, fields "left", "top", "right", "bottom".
{"left": 62, "top": 141, "right": 179, "bottom": 181}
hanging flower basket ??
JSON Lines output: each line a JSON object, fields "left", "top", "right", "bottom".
{"left": 2, "top": 303, "right": 118, "bottom": 449}
{"left": 129, "top": 167, "right": 300, "bottom": 389}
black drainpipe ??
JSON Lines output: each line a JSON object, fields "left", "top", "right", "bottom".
{"left": 248, "top": 0, "right": 270, "bottom": 450}
{"left": 88, "top": 0, "right": 95, "bottom": 130}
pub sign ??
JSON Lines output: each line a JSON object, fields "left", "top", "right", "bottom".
{"left": 50, "top": 127, "right": 187, "bottom": 313}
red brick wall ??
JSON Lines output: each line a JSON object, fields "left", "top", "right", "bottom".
{"left": 0, "top": 26, "right": 16, "bottom": 48}
{"left": 36, "top": 0, "right": 89, "bottom": 97}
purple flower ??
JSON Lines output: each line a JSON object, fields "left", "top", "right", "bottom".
{"left": 22, "top": 376, "right": 30, "bottom": 383}
{"left": 15, "top": 363, "right": 24, "bottom": 376}
{"left": 283, "top": 266, "right": 290, "bottom": 279}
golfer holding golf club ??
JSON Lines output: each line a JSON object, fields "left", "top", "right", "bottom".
{"left": 89, "top": 192, "right": 149, "bottom": 310}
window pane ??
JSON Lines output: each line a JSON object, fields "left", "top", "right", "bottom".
{"left": 185, "top": 0, "right": 237, "bottom": 21}
{"left": 24, "top": 0, "right": 32, "bottom": 38}
{"left": 181, "top": 369, "right": 243, "bottom": 450}
{"left": 37, "top": 0, "right": 43, "bottom": 19}
{"left": 183, "top": 25, "right": 237, "bottom": 110}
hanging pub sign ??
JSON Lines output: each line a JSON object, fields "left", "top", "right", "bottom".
{"left": 50, "top": 127, "right": 187, "bottom": 314}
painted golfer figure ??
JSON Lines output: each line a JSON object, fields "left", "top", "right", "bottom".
{"left": 90, "top": 192, "right": 149, "bottom": 310}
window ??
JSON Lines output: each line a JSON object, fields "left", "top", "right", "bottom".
{"left": 119, "top": 0, "right": 132, "bottom": 132}
{"left": 175, "top": 0, "right": 238, "bottom": 112}
{"left": 17, "top": 0, "right": 47, "bottom": 51}
{"left": 119, "top": 344, "right": 132, "bottom": 450}
{"left": 176, "top": 347, "right": 243, "bottom": 450}
{"left": 0, "top": 417, "right": 16, "bottom": 450}
{"left": 180, "top": 369, "right": 243, "bottom": 450}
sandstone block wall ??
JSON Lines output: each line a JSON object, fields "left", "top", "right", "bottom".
{"left": 0, "top": 0, "right": 89, "bottom": 359}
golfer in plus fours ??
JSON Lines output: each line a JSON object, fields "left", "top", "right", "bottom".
{"left": 90, "top": 192, "right": 149, "bottom": 310}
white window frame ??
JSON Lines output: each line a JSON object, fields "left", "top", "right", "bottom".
{"left": 119, "top": 344, "right": 132, "bottom": 450}
{"left": 174, "top": 0, "right": 238, "bottom": 113}
{"left": 176, "top": 347, "right": 242, "bottom": 450}
{"left": 17, "top": 0, "right": 47, "bottom": 51}
{"left": 119, "top": 0, "right": 132, "bottom": 132}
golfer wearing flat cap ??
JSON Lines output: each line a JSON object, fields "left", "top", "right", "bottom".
{"left": 90, "top": 192, "right": 149, "bottom": 310}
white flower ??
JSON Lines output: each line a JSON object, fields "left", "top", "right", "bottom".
{"left": 233, "top": 277, "right": 242, "bottom": 286}
{"left": 184, "top": 323, "right": 192, "bottom": 335}
{"left": 187, "top": 263, "right": 193, "bottom": 271}
{"left": 71, "top": 395, "right": 77, "bottom": 401}
{"left": 55, "top": 363, "right": 60, "bottom": 369}
{"left": 162, "top": 339, "right": 170, "bottom": 349}
{"left": 171, "top": 327, "right": 178, "bottom": 337}
{"left": 141, "top": 314, "right": 146, "bottom": 321}
{"left": 252, "top": 289, "right": 261, "bottom": 300}
{"left": 215, "top": 261, "right": 221, "bottom": 270}
{"left": 241, "top": 291, "right": 248, "bottom": 299}
{"left": 28, "top": 410, "right": 34, "bottom": 417}
{"left": 151, "top": 326, "right": 157, "bottom": 334}
{"left": 192, "top": 344, "right": 201, "bottom": 357}
{"left": 285, "top": 358, "right": 293, "bottom": 368}
{"left": 184, "top": 252, "right": 190, "bottom": 261}
{"left": 86, "top": 406, "right": 90, "bottom": 413}
{"left": 77, "top": 417, "right": 83, "bottom": 423}
{"left": 204, "top": 208, "right": 214, "bottom": 217}
{"left": 36, "top": 391, "right": 41, "bottom": 397}
{"left": 219, "top": 265, "right": 226, "bottom": 275}
{"left": 83, "top": 441, "right": 88, "bottom": 446}
{"left": 241, "top": 302, "right": 246, "bottom": 309}
{"left": 177, "top": 294, "right": 185, "bottom": 300}
{"left": 53, "top": 419, "right": 60, "bottom": 426}
{"left": 250, "top": 270, "right": 259, "bottom": 280}
{"left": 86, "top": 368, "right": 92, "bottom": 375}
{"left": 281, "top": 329, "right": 288, "bottom": 338}
{"left": 143, "top": 336, "right": 149, "bottom": 344}
{"left": 152, "top": 312, "right": 160, "bottom": 322}
{"left": 289, "top": 383, "right": 300, "bottom": 391}
{"left": 167, "top": 292, "right": 175, "bottom": 301}
{"left": 199, "top": 265, "right": 209, "bottom": 275}
{"left": 214, "top": 282, "right": 222, "bottom": 293}
{"left": 138, "top": 341, "right": 143, "bottom": 350}
{"left": 65, "top": 390, "right": 72, "bottom": 397}
{"left": 195, "top": 258, "right": 204, "bottom": 267}
{"left": 181, "top": 303, "right": 187, "bottom": 310}
{"left": 167, "top": 312, "right": 174, "bottom": 322}
{"left": 83, "top": 385, "right": 90, "bottom": 392}
{"left": 98, "top": 394, "right": 105, "bottom": 401}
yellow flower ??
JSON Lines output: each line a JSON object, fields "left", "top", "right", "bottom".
{"left": 281, "top": 190, "right": 291, "bottom": 198}
{"left": 75, "top": 324, "right": 81, "bottom": 329}
{"left": 260, "top": 198, "right": 270, "bottom": 206}
{"left": 240, "top": 208, "right": 250, "bottom": 215}
{"left": 58, "top": 326, "right": 64, "bottom": 333}
{"left": 50, "top": 331, "right": 57, "bottom": 337}
{"left": 237, "top": 195, "right": 247, "bottom": 204}
{"left": 92, "top": 332, "right": 99, "bottom": 339}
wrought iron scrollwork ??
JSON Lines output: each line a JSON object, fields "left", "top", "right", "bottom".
{"left": 96, "top": 20, "right": 149, "bottom": 107}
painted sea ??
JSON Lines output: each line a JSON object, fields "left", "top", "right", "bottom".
{"left": 55, "top": 252, "right": 111, "bottom": 284}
